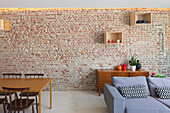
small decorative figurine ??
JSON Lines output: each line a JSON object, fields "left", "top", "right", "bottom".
{"left": 122, "top": 64, "right": 127, "bottom": 71}
{"left": 117, "top": 65, "right": 122, "bottom": 70}
{"left": 136, "top": 60, "right": 141, "bottom": 70}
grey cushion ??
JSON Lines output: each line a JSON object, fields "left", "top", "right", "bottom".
{"left": 156, "top": 87, "right": 170, "bottom": 99}
{"left": 112, "top": 76, "right": 150, "bottom": 95}
{"left": 119, "top": 85, "right": 148, "bottom": 99}
{"left": 125, "top": 96, "right": 170, "bottom": 113}
{"left": 147, "top": 77, "right": 170, "bottom": 97}
{"left": 156, "top": 98, "right": 170, "bottom": 108}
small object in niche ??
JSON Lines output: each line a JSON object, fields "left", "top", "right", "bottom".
{"left": 111, "top": 40, "right": 114, "bottom": 43}
{"left": 136, "top": 20, "right": 148, "bottom": 23}
{"left": 108, "top": 39, "right": 110, "bottom": 43}
{"left": 117, "top": 65, "right": 122, "bottom": 70}
{"left": 117, "top": 40, "right": 120, "bottom": 43}
{"left": 136, "top": 20, "right": 143, "bottom": 23}
{"left": 136, "top": 60, "right": 141, "bottom": 70}
{"left": 143, "top": 20, "right": 148, "bottom": 23}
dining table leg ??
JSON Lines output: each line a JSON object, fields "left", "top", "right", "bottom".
{"left": 50, "top": 79, "right": 52, "bottom": 109}
{"left": 39, "top": 91, "right": 42, "bottom": 113}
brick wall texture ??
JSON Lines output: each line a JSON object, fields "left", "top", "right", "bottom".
{"left": 0, "top": 8, "right": 169, "bottom": 90}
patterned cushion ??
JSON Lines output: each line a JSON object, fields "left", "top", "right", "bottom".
{"left": 119, "top": 85, "right": 148, "bottom": 99}
{"left": 156, "top": 87, "right": 170, "bottom": 99}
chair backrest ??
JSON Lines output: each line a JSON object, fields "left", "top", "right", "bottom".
{"left": 2, "top": 87, "right": 30, "bottom": 109}
{"left": 2, "top": 73, "right": 22, "bottom": 78}
{"left": 24, "top": 74, "right": 44, "bottom": 78}
{"left": 0, "top": 98, "right": 5, "bottom": 104}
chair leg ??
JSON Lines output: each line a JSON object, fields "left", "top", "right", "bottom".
{"left": 5, "top": 98, "right": 8, "bottom": 105}
{"left": 23, "top": 111, "right": 25, "bottom": 113}
{"left": 3, "top": 102, "right": 6, "bottom": 113}
{"left": 15, "top": 92, "right": 18, "bottom": 99}
{"left": 35, "top": 95, "right": 38, "bottom": 113}
{"left": 32, "top": 105, "right": 34, "bottom": 113}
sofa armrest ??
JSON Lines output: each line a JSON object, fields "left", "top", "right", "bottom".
{"left": 104, "top": 84, "right": 125, "bottom": 113}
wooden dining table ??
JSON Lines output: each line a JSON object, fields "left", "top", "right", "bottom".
{"left": 0, "top": 78, "right": 52, "bottom": 113}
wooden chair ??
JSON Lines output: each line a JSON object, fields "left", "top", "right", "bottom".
{"left": 2, "top": 73, "right": 22, "bottom": 78}
{"left": 2, "top": 87, "right": 34, "bottom": 113}
{"left": 0, "top": 98, "right": 6, "bottom": 113}
{"left": 20, "top": 74, "right": 44, "bottom": 113}
{"left": 25, "top": 74, "right": 44, "bottom": 78}
{"left": 1, "top": 73, "right": 22, "bottom": 96}
{"left": 0, "top": 73, "right": 22, "bottom": 110}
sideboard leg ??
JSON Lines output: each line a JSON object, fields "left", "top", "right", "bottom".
{"left": 99, "top": 89, "right": 101, "bottom": 96}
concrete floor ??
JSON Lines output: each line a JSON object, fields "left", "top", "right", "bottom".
{"left": 0, "top": 91, "right": 109, "bottom": 113}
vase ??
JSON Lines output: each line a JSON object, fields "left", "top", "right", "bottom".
{"left": 131, "top": 66, "right": 136, "bottom": 72}
{"left": 136, "top": 60, "right": 141, "bottom": 70}
{"left": 127, "top": 64, "right": 131, "bottom": 70}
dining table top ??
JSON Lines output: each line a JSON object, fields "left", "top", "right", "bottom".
{"left": 0, "top": 78, "right": 52, "bottom": 92}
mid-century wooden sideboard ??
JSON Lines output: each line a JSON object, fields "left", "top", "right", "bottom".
{"left": 96, "top": 69, "right": 149, "bottom": 96}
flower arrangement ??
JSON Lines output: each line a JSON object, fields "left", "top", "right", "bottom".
{"left": 129, "top": 54, "right": 137, "bottom": 66}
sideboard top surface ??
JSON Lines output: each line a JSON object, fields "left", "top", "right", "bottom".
{"left": 97, "top": 69, "right": 148, "bottom": 73}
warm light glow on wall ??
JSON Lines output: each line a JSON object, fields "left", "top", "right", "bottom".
{"left": 0, "top": 8, "right": 169, "bottom": 11}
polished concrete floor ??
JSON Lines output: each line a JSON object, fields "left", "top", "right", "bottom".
{"left": 0, "top": 91, "right": 109, "bottom": 113}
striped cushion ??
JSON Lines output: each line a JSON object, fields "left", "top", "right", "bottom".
{"left": 119, "top": 85, "right": 148, "bottom": 99}
{"left": 156, "top": 87, "right": 170, "bottom": 99}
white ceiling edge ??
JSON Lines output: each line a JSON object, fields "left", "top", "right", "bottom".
{"left": 0, "top": 0, "right": 170, "bottom": 8}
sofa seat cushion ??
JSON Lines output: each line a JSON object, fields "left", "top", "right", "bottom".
{"left": 156, "top": 98, "right": 170, "bottom": 108}
{"left": 147, "top": 77, "right": 170, "bottom": 97}
{"left": 112, "top": 76, "right": 150, "bottom": 95}
{"left": 125, "top": 96, "right": 170, "bottom": 113}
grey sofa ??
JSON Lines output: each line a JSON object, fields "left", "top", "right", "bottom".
{"left": 104, "top": 76, "right": 170, "bottom": 113}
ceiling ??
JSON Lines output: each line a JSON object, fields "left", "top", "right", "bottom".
{"left": 0, "top": 0, "right": 170, "bottom": 8}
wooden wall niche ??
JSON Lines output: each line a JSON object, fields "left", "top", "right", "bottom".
{"left": 0, "top": 19, "right": 10, "bottom": 31}
{"left": 104, "top": 32, "right": 122, "bottom": 44}
{"left": 130, "top": 12, "right": 152, "bottom": 26}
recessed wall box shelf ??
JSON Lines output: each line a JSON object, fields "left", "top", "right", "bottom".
{"left": 0, "top": 19, "right": 10, "bottom": 31}
{"left": 104, "top": 32, "right": 122, "bottom": 44}
{"left": 130, "top": 12, "right": 152, "bottom": 26}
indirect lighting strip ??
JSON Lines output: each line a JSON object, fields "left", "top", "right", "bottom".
{"left": 0, "top": 8, "right": 169, "bottom": 11}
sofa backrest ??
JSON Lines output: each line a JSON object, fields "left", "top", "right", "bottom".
{"left": 112, "top": 76, "right": 150, "bottom": 95}
{"left": 147, "top": 77, "right": 170, "bottom": 97}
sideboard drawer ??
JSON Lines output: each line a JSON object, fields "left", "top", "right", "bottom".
{"left": 130, "top": 72, "right": 149, "bottom": 77}
{"left": 111, "top": 72, "right": 130, "bottom": 77}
